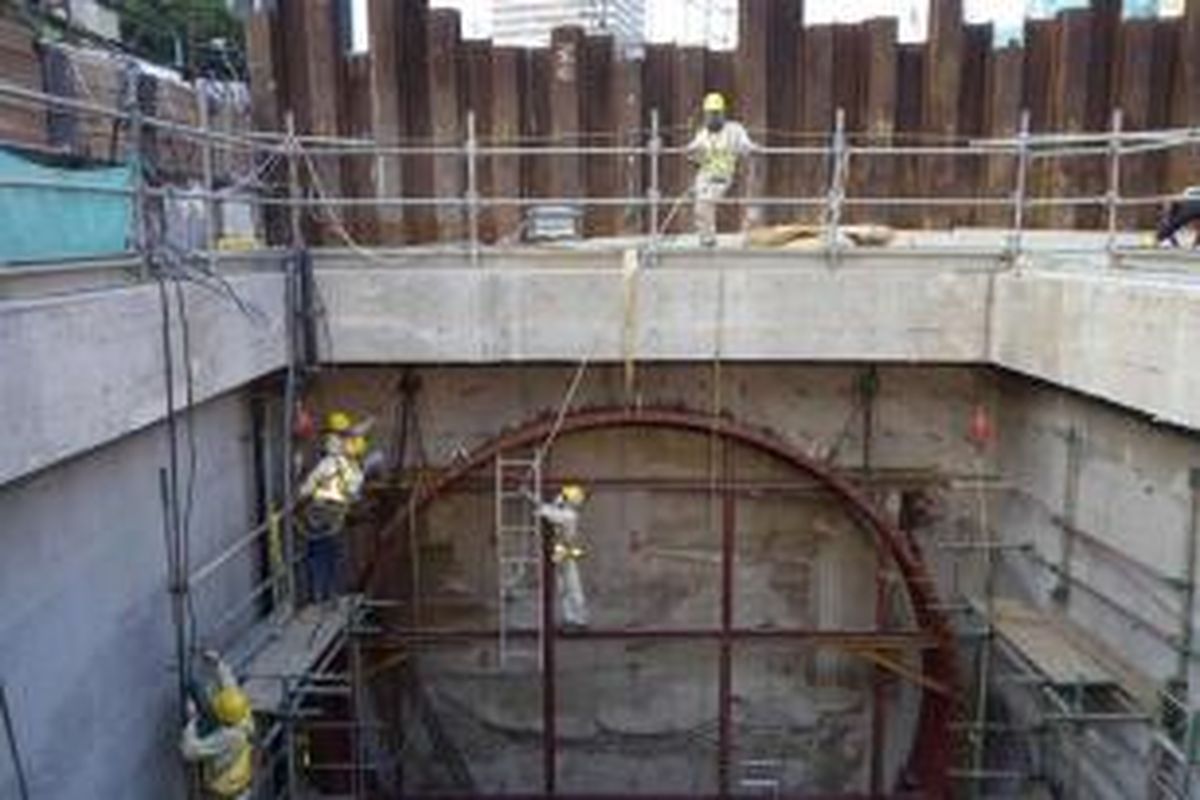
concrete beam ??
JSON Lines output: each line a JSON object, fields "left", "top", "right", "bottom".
{"left": 314, "top": 249, "right": 993, "bottom": 365}
{"left": 0, "top": 269, "right": 286, "bottom": 485}
{"left": 991, "top": 267, "right": 1200, "bottom": 432}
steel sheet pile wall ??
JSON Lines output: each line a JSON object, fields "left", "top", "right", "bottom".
{"left": 246, "top": 0, "right": 1200, "bottom": 244}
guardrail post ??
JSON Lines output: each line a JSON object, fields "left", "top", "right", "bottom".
{"left": 1106, "top": 108, "right": 1123, "bottom": 265}
{"left": 466, "top": 109, "right": 480, "bottom": 265}
{"left": 648, "top": 108, "right": 661, "bottom": 252}
{"left": 826, "top": 107, "right": 846, "bottom": 260}
{"left": 198, "top": 83, "right": 217, "bottom": 272}
{"left": 1010, "top": 110, "right": 1031, "bottom": 263}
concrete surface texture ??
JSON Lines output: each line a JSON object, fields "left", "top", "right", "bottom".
{"left": 0, "top": 391, "right": 259, "bottom": 800}
{"left": 312, "top": 247, "right": 1200, "bottom": 433}
{"left": 0, "top": 269, "right": 286, "bottom": 487}
{"left": 315, "top": 364, "right": 982, "bottom": 793}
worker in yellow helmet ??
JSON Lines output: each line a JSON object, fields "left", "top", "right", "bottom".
{"left": 298, "top": 411, "right": 371, "bottom": 603}
{"left": 536, "top": 484, "right": 590, "bottom": 627}
{"left": 181, "top": 651, "right": 256, "bottom": 799}
{"left": 687, "top": 92, "right": 760, "bottom": 247}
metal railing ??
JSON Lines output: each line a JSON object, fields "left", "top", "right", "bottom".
{"left": 4, "top": 78, "right": 1200, "bottom": 271}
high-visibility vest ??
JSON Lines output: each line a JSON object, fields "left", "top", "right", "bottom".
{"left": 693, "top": 124, "right": 750, "bottom": 182}
{"left": 205, "top": 726, "right": 253, "bottom": 798}
{"left": 311, "top": 456, "right": 360, "bottom": 506}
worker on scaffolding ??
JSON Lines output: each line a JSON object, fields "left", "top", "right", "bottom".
{"left": 1156, "top": 186, "right": 1200, "bottom": 247}
{"left": 687, "top": 92, "right": 760, "bottom": 247}
{"left": 180, "top": 650, "right": 256, "bottom": 800}
{"left": 536, "top": 484, "right": 590, "bottom": 627}
{"left": 299, "top": 410, "right": 372, "bottom": 605}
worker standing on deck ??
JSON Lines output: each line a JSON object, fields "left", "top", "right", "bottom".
{"left": 1156, "top": 186, "right": 1200, "bottom": 248}
{"left": 687, "top": 92, "right": 759, "bottom": 247}
{"left": 299, "top": 411, "right": 368, "bottom": 604}
{"left": 537, "top": 484, "right": 590, "bottom": 627}
{"left": 181, "top": 650, "right": 256, "bottom": 800}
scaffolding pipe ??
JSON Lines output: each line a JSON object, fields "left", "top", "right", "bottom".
{"left": 826, "top": 108, "right": 847, "bottom": 258}
{"left": 198, "top": 87, "right": 217, "bottom": 272}
{"left": 648, "top": 108, "right": 661, "bottom": 251}
{"left": 1010, "top": 111, "right": 1031, "bottom": 260}
{"left": 1179, "top": 469, "right": 1200, "bottom": 687}
{"left": 0, "top": 683, "right": 30, "bottom": 800}
{"left": 1106, "top": 110, "right": 1123, "bottom": 262}
{"left": 466, "top": 110, "right": 479, "bottom": 266}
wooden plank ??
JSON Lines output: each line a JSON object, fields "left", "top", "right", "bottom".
{"left": 992, "top": 599, "right": 1116, "bottom": 687}
{"left": 764, "top": 0, "right": 801, "bottom": 224}
{"left": 239, "top": 603, "right": 349, "bottom": 715}
{"left": 614, "top": 56, "right": 644, "bottom": 235}
{"left": 340, "top": 55, "right": 378, "bottom": 243}
{"left": 668, "top": 46, "right": 705, "bottom": 231}
{"left": 923, "top": 0, "right": 963, "bottom": 228}
{"left": 368, "top": 0, "right": 406, "bottom": 244}
{"left": 245, "top": 6, "right": 282, "bottom": 133}
{"left": 894, "top": 43, "right": 925, "bottom": 228}
{"left": 400, "top": 0, "right": 435, "bottom": 243}
{"left": 1024, "top": 17, "right": 1060, "bottom": 227}
{"left": 857, "top": 18, "right": 898, "bottom": 226}
{"left": 1117, "top": 18, "right": 1162, "bottom": 228}
{"left": 549, "top": 25, "right": 585, "bottom": 211}
{"left": 1050, "top": 9, "right": 1098, "bottom": 229}
{"left": 1168, "top": 0, "right": 1200, "bottom": 191}
{"left": 490, "top": 46, "right": 522, "bottom": 242}
{"left": 582, "top": 35, "right": 618, "bottom": 237}
{"left": 736, "top": 0, "right": 770, "bottom": 228}
{"left": 427, "top": 8, "right": 464, "bottom": 241}
{"left": 796, "top": 25, "right": 834, "bottom": 225}
{"left": 463, "top": 39, "right": 494, "bottom": 241}
{"left": 982, "top": 45, "right": 1023, "bottom": 227}
{"left": 956, "top": 23, "right": 991, "bottom": 226}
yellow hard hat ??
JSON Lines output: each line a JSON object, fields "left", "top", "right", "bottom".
{"left": 345, "top": 434, "right": 368, "bottom": 460}
{"left": 561, "top": 484, "right": 586, "bottom": 505}
{"left": 326, "top": 411, "right": 353, "bottom": 434}
{"left": 703, "top": 92, "right": 726, "bottom": 113}
{"left": 211, "top": 686, "right": 251, "bottom": 726}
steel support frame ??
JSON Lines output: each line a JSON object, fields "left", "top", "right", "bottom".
{"left": 365, "top": 406, "right": 958, "bottom": 798}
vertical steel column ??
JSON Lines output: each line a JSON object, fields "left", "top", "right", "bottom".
{"left": 198, "top": 86, "right": 217, "bottom": 272}
{"left": 281, "top": 112, "right": 303, "bottom": 613}
{"left": 541, "top": 503, "right": 557, "bottom": 795}
{"left": 1054, "top": 427, "right": 1082, "bottom": 603}
{"left": 466, "top": 109, "right": 480, "bottom": 265}
{"left": 1106, "top": 109, "right": 1124, "bottom": 264}
{"left": 718, "top": 443, "right": 735, "bottom": 797}
{"left": 351, "top": 618, "right": 365, "bottom": 799}
{"left": 826, "top": 108, "right": 847, "bottom": 258}
{"left": 864, "top": 367, "right": 886, "bottom": 794}
{"left": 129, "top": 65, "right": 148, "bottom": 279}
{"left": 648, "top": 108, "right": 662, "bottom": 250}
{"left": 1, "top": 683, "right": 30, "bottom": 800}
{"left": 971, "top": 444, "right": 995, "bottom": 800}
{"left": 1010, "top": 110, "right": 1032, "bottom": 262}
{"left": 1178, "top": 469, "right": 1200, "bottom": 687}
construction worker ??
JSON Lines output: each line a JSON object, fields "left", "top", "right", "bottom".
{"left": 687, "top": 92, "right": 759, "bottom": 247}
{"left": 536, "top": 484, "right": 589, "bottom": 627}
{"left": 181, "top": 650, "right": 256, "bottom": 800}
{"left": 299, "top": 411, "right": 367, "bottom": 604}
{"left": 1156, "top": 186, "right": 1200, "bottom": 247}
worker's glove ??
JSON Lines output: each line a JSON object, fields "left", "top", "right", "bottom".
{"left": 186, "top": 699, "right": 198, "bottom": 719}
{"left": 202, "top": 649, "right": 221, "bottom": 664}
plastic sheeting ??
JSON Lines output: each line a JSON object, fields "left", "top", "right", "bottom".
{"left": 0, "top": 148, "right": 132, "bottom": 264}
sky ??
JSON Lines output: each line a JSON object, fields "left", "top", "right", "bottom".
{"left": 351, "top": 1, "right": 1184, "bottom": 52}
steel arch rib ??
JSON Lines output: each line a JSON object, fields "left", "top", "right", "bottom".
{"left": 367, "top": 406, "right": 957, "bottom": 797}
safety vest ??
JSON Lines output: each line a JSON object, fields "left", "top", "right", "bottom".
{"left": 205, "top": 725, "right": 253, "bottom": 798}
{"left": 311, "top": 455, "right": 361, "bottom": 506}
{"left": 693, "top": 123, "right": 750, "bottom": 182}
{"left": 552, "top": 542, "right": 586, "bottom": 564}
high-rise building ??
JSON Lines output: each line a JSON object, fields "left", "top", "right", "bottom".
{"left": 492, "top": 0, "right": 646, "bottom": 49}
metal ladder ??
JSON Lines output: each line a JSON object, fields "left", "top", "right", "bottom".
{"left": 1147, "top": 731, "right": 1191, "bottom": 800}
{"left": 494, "top": 455, "right": 544, "bottom": 668}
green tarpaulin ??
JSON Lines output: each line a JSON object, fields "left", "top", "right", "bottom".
{"left": 0, "top": 147, "right": 133, "bottom": 264}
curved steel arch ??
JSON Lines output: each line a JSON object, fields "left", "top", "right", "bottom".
{"left": 372, "top": 405, "right": 957, "bottom": 797}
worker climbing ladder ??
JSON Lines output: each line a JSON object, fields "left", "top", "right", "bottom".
{"left": 494, "top": 455, "right": 545, "bottom": 668}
